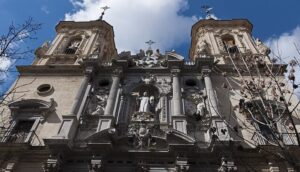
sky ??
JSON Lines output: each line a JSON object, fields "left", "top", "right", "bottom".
{"left": 1, "top": 0, "right": 300, "bottom": 92}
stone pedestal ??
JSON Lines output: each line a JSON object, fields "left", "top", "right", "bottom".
{"left": 43, "top": 155, "right": 62, "bottom": 172}
{"left": 89, "top": 157, "right": 102, "bottom": 172}
{"left": 176, "top": 156, "right": 189, "bottom": 172}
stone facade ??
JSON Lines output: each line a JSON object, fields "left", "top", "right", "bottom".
{"left": 0, "top": 18, "right": 300, "bottom": 172}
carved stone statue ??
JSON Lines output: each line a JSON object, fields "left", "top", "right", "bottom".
{"left": 69, "top": 40, "right": 81, "bottom": 49}
{"left": 255, "top": 38, "right": 271, "bottom": 55}
{"left": 196, "top": 101, "right": 206, "bottom": 117}
{"left": 139, "top": 92, "right": 151, "bottom": 112}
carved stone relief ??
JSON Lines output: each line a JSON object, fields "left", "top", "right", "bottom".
{"left": 184, "top": 87, "right": 207, "bottom": 119}
{"left": 123, "top": 75, "right": 171, "bottom": 131}
{"left": 255, "top": 38, "right": 271, "bottom": 55}
{"left": 196, "top": 39, "right": 211, "bottom": 57}
{"left": 86, "top": 87, "right": 109, "bottom": 116}
{"left": 133, "top": 49, "right": 165, "bottom": 68}
{"left": 215, "top": 36, "right": 226, "bottom": 53}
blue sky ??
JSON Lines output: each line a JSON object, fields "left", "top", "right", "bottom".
{"left": 1, "top": 0, "right": 300, "bottom": 92}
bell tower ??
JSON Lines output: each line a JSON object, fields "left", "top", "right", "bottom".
{"left": 189, "top": 19, "right": 271, "bottom": 64}
{"left": 33, "top": 20, "right": 117, "bottom": 65}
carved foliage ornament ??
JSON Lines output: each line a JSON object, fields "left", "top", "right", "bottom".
{"left": 127, "top": 122, "right": 158, "bottom": 150}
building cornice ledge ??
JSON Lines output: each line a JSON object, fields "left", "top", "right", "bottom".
{"left": 17, "top": 65, "right": 83, "bottom": 75}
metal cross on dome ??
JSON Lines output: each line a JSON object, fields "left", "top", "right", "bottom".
{"left": 145, "top": 40, "right": 155, "bottom": 49}
{"left": 99, "top": 6, "right": 110, "bottom": 20}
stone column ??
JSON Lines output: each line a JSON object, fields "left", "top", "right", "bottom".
{"left": 104, "top": 69, "right": 122, "bottom": 116}
{"left": 172, "top": 69, "right": 183, "bottom": 116}
{"left": 171, "top": 69, "right": 187, "bottom": 134}
{"left": 202, "top": 67, "right": 229, "bottom": 141}
{"left": 203, "top": 69, "right": 218, "bottom": 117}
{"left": 70, "top": 67, "right": 93, "bottom": 117}
{"left": 98, "top": 69, "right": 122, "bottom": 132}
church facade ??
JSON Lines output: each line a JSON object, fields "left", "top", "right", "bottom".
{"left": 0, "top": 17, "right": 300, "bottom": 172}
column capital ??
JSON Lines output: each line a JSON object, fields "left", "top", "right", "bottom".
{"left": 112, "top": 68, "right": 123, "bottom": 77}
{"left": 84, "top": 66, "right": 94, "bottom": 75}
{"left": 171, "top": 68, "right": 181, "bottom": 77}
{"left": 201, "top": 65, "right": 211, "bottom": 76}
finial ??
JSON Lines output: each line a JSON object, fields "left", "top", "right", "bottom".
{"left": 99, "top": 6, "right": 110, "bottom": 20}
{"left": 145, "top": 40, "right": 155, "bottom": 50}
{"left": 201, "top": 5, "right": 213, "bottom": 19}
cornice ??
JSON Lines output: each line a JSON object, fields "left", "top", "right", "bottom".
{"left": 55, "top": 20, "right": 115, "bottom": 37}
{"left": 17, "top": 65, "right": 83, "bottom": 75}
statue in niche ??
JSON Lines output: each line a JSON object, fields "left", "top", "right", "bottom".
{"left": 195, "top": 101, "right": 206, "bottom": 120}
{"left": 138, "top": 92, "right": 155, "bottom": 113}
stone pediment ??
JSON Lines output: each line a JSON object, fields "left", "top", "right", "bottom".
{"left": 8, "top": 98, "right": 55, "bottom": 119}
{"left": 84, "top": 127, "right": 195, "bottom": 151}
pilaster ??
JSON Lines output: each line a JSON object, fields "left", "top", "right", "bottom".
{"left": 171, "top": 69, "right": 187, "bottom": 134}
{"left": 202, "top": 66, "right": 229, "bottom": 141}
{"left": 98, "top": 68, "right": 122, "bottom": 131}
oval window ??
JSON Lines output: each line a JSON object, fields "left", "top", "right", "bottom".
{"left": 37, "top": 84, "right": 53, "bottom": 95}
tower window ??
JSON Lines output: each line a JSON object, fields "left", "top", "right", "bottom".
{"left": 65, "top": 38, "right": 82, "bottom": 54}
{"left": 222, "top": 35, "right": 238, "bottom": 54}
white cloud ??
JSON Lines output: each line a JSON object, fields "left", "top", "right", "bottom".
{"left": 265, "top": 26, "right": 300, "bottom": 63}
{"left": 0, "top": 56, "right": 13, "bottom": 82}
{"left": 265, "top": 26, "right": 300, "bottom": 91}
{"left": 65, "top": 0, "right": 196, "bottom": 53}
{"left": 41, "top": 6, "right": 50, "bottom": 14}
{"left": 0, "top": 56, "right": 11, "bottom": 72}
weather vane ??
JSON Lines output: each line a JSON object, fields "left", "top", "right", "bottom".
{"left": 145, "top": 40, "right": 155, "bottom": 49}
{"left": 99, "top": 6, "right": 110, "bottom": 20}
{"left": 201, "top": 5, "right": 213, "bottom": 19}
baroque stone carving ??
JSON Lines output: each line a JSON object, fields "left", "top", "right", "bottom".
{"left": 184, "top": 87, "right": 207, "bottom": 119}
{"left": 86, "top": 88, "right": 109, "bottom": 116}
{"left": 141, "top": 73, "right": 157, "bottom": 85}
{"left": 134, "top": 49, "right": 164, "bottom": 68}
{"left": 218, "top": 157, "right": 237, "bottom": 172}
{"left": 128, "top": 122, "right": 154, "bottom": 149}
{"left": 35, "top": 41, "right": 50, "bottom": 58}
{"left": 255, "top": 38, "right": 271, "bottom": 55}
{"left": 196, "top": 39, "right": 211, "bottom": 56}
{"left": 215, "top": 36, "right": 226, "bottom": 53}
